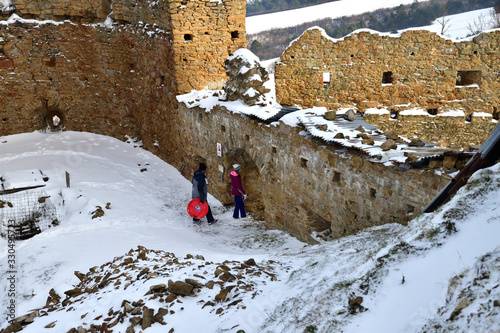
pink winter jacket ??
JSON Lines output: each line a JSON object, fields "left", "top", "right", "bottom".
{"left": 230, "top": 171, "right": 246, "bottom": 196}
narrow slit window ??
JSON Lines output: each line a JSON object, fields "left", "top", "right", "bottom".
{"left": 272, "top": 146, "right": 277, "bottom": 154}
{"left": 370, "top": 188, "right": 376, "bottom": 199}
{"left": 333, "top": 171, "right": 341, "bottom": 183}
{"left": 456, "top": 70, "right": 481, "bottom": 86}
{"left": 221, "top": 125, "right": 226, "bottom": 132}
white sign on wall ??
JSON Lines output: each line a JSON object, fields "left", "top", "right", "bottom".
{"left": 323, "top": 72, "right": 330, "bottom": 84}
{"left": 217, "top": 142, "right": 222, "bottom": 157}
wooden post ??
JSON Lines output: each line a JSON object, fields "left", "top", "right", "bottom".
{"left": 65, "top": 171, "right": 70, "bottom": 188}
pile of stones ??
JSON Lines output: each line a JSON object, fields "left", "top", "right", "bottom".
{"left": 3, "top": 246, "right": 285, "bottom": 333}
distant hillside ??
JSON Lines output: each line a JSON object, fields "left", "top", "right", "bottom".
{"left": 246, "top": 0, "right": 339, "bottom": 16}
{"left": 248, "top": 0, "right": 500, "bottom": 60}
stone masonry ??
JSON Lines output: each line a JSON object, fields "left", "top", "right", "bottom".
{"left": 275, "top": 28, "right": 500, "bottom": 149}
{"left": 175, "top": 102, "right": 449, "bottom": 243}
{"left": 1, "top": 2, "right": 496, "bottom": 243}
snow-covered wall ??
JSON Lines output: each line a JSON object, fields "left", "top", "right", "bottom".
{"left": 276, "top": 28, "right": 500, "bottom": 145}
{"left": 174, "top": 102, "right": 450, "bottom": 243}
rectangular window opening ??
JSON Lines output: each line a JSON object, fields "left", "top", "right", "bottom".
{"left": 456, "top": 70, "right": 481, "bottom": 87}
{"left": 271, "top": 146, "right": 277, "bottom": 154}
{"left": 231, "top": 31, "right": 239, "bottom": 39}
{"left": 382, "top": 71, "right": 393, "bottom": 84}
{"left": 427, "top": 108, "right": 438, "bottom": 116}
{"left": 221, "top": 125, "right": 226, "bottom": 132}
{"left": 370, "top": 188, "right": 376, "bottom": 199}
{"left": 333, "top": 171, "right": 341, "bottom": 183}
{"left": 184, "top": 34, "right": 193, "bottom": 41}
{"left": 300, "top": 157, "right": 308, "bottom": 168}
{"left": 245, "top": 134, "right": 250, "bottom": 141}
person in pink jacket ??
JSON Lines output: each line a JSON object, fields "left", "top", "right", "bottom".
{"left": 230, "top": 164, "right": 247, "bottom": 219}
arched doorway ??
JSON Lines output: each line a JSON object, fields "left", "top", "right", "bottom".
{"left": 224, "top": 148, "right": 265, "bottom": 220}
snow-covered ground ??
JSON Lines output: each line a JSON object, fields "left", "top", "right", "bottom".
{"left": 1, "top": 130, "right": 499, "bottom": 333}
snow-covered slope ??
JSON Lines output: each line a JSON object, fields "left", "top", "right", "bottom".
{"left": 1, "top": 131, "right": 499, "bottom": 333}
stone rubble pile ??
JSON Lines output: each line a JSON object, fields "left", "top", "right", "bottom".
{"left": 3, "top": 246, "right": 285, "bottom": 333}
{"left": 223, "top": 49, "right": 273, "bottom": 106}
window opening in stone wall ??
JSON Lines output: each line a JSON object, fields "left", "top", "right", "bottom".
{"left": 465, "top": 114, "right": 472, "bottom": 123}
{"left": 370, "top": 188, "right": 376, "bottom": 199}
{"left": 493, "top": 107, "right": 499, "bottom": 121}
{"left": 221, "top": 125, "right": 226, "bottom": 132}
{"left": 300, "top": 157, "right": 308, "bottom": 168}
{"left": 382, "top": 71, "right": 393, "bottom": 84}
{"left": 272, "top": 146, "right": 277, "bottom": 154}
{"left": 231, "top": 31, "right": 239, "bottom": 39}
{"left": 2, "top": 118, "right": 6, "bottom": 123}
{"left": 390, "top": 109, "right": 398, "bottom": 119}
{"left": 410, "top": 52, "right": 415, "bottom": 56}
{"left": 323, "top": 72, "right": 330, "bottom": 86}
{"left": 350, "top": 54, "right": 354, "bottom": 58}
{"left": 456, "top": 70, "right": 481, "bottom": 87}
{"left": 184, "top": 34, "right": 193, "bottom": 41}
{"left": 333, "top": 171, "right": 341, "bottom": 183}
{"left": 245, "top": 135, "right": 250, "bottom": 141}
{"left": 427, "top": 108, "right": 438, "bottom": 116}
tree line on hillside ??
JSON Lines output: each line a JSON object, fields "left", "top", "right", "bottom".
{"left": 248, "top": 0, "right": 500, "bottom": 60}
{"left": 246, "top": 0, "right": 339, "bottom": 16}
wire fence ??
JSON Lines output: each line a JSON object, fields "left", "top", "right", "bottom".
{"left": 0, "top": 189, "right": 59, "bottom": 240}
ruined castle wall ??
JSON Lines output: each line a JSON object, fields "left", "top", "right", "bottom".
{"left": 1, "top": 0, "right": 246, "bottom": 163}
{"left": 169, "top": 0, "right": 246, "bottom": 93}
{"left": 275, "top": 28, "right": 500, "bottom": 149}
{"left": 175, "top": 103, "right": 448, "bottom": 243}
{"left": 0, "top": 21, "right": 176, "bottom": 146}
{"left": 275, "top": 28, "right": 500, "bottom": 114}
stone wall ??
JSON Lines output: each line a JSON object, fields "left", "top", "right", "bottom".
{"left": 0, "top": 0, "right": 246, "bottom": 163}
{"left": 174, "top": 103, "right": 449, "bottom": 243}
{"left": 275, "top": 28, "right": 500, "bottom": 117}
{"left": 363, "top": 112, "right": 498, "bottom": 149}
{"left": 0, "top": 21, "right": 175, "bottom": 142}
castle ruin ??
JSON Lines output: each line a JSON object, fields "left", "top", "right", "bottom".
{"left": 0, "top": 0, "right": 499, "bottom": 242}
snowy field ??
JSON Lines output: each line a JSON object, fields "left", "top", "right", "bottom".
{"left": 1, "top": 130, "right": 499, "bottom": 332}
{"left": 247, "top": 0, "right": 496, "bottom": 40}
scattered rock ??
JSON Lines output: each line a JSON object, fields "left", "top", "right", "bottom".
{"left": 168, "top": 280, "right": 194, "bottom": 296}
{"left": 384, "top": 131, "right": 399, "bottom": 140}
{"left": 408, "top": 138, "right": 425, "bottom": 147}
{"left": 449, "top": 297, "right": 474, "bottom": 320}
{"left": 316, "top": 124, "right": 328, "bottom": 131}
{"left": 244, "top": 258, "right": 256, "bottom": 266}
{"left": 361, "top": 138, "right": 375, "bottom": 145}
{"left": 344, "top": 109, "right": 356, "bottom": 121}
{"left": 334, "top": 132, "right": 345, "bottom": 139}
{"left": 355, "top": 125, "right": 365, "bottom": 132}
{"left": 324, "top": 110, "right": 336, "bottom": 120}
{"left": 381, "top": 139, "right": 397, "bottom": 151}
{"left": 2, "top": 321, "right": 23, "bottom": 333}
{"left": 141, "top": 307, "right": 154, "bottom": 329}
{"left": 356, "top": 133, "right": 369, "bottom": 139}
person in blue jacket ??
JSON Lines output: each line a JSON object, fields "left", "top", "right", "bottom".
{"left": 192, "top": 163, "right": 217, "bottom": 224}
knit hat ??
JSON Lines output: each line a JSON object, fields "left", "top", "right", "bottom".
{"left": 199, "top": 163, "right": 207, "bottom": 171}
{"left": 233, "top": 164, "right": 241, "bottom": 171}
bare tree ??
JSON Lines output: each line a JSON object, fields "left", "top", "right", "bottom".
{"left": 435, "top": 3, "right": 452, "bottom": 35}
{"left": 467, "top": 9, "right": 500, "bottom": 36}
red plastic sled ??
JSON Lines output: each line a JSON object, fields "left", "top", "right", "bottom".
{"left": 187, "top": 198, "right": 209, "bottom": 219}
